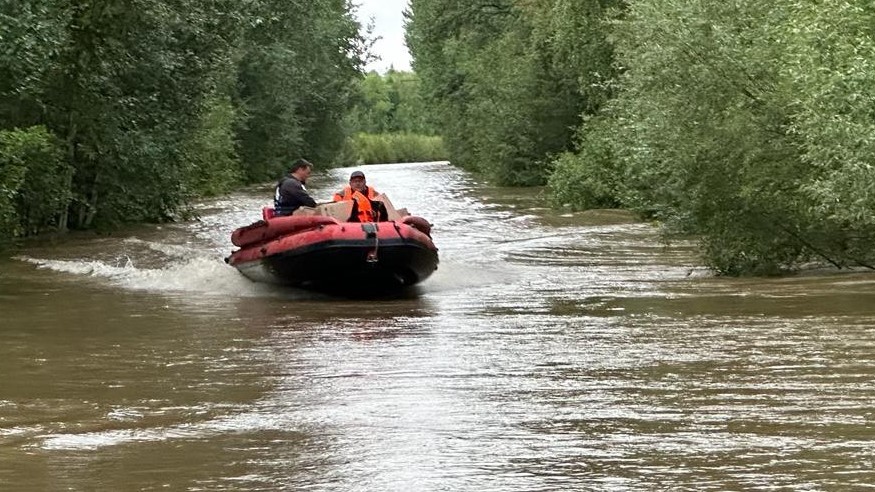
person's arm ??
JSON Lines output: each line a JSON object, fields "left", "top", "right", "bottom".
{"left": 299, "top": 186, "right": 317, "bottom": 208}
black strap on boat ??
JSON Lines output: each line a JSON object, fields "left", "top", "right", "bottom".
{"left": 362, "top": 223, "right": 379, "bottom": 263}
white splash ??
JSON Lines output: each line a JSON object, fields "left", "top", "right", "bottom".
{"left": 15, "top": 255, "right": 276, "bottom": 298}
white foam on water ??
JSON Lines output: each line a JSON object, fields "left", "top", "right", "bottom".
{"left": 122, "top": 236, "right": 208, "bottom": 259}
{"left": 15, "top": 254, "right": 279, "bottom": 298}
{"left": 417, "top": 258, "right": 512, "bottom": 294}
{"left": 39, "top": 408, "right": 300, "bottom": 451}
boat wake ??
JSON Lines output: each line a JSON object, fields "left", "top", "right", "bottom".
{"left": 37, "top": 405, "right": 301, "bottom": 452}
{"left": 14, "top": 252, "right": 284, "bottom": 298}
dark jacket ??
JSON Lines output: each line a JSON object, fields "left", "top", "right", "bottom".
{"left": 274, "top": 176, "right": 316, "bottom": 215}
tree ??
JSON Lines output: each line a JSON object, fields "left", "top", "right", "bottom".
{"left": 600, "top": 0, "right": 875, "bottom": 274}
{"left": 236, "top": 0, "right": 365, "bottom": 181}
{"left": 1, "top": 0, "right": 366, "bottom": 239}
{"left": 406, "top": 0, "right": 604, "bottom": 185}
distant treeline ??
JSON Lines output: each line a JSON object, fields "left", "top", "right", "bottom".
{"left": 339, "top": 70, "right": 447, "bottom": 165}
{"left": 407, "top": 0, "right": 875, "bottom": 275}
{"left": 0, "top": 0, "right": 364, "bottom": 238}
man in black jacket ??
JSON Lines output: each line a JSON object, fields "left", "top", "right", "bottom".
{"left": 274, "top": 158, "right": 317, "bottom": 215}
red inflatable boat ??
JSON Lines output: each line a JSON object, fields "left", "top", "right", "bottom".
{"left": 226, "top": 201, "right": 438, "bottom": 293}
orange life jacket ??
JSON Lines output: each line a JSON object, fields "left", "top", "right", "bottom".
{"left": 333, "top": 186, "right": 378, "bottom": 222}
{"left": 333, "top": 185, "right": 377, "bottom": 201}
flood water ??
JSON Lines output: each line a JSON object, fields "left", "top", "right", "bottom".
{"left": 2, "top": 161, "right": 875, "bottom": 491}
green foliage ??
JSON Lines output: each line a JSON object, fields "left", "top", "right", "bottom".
{"left": 386, "top": 71, "right": 437, "bottom": 135}
{"left": 338, "top": 132, "right": 447, "bottom": 165}
{"left": 0, "top": 0, "right": 69, "bottom": 126}
{"left": 547, "top": 118, "right": 621, "bottom": 210}
{"left": 234, "top": 44, "right": 307, "bottom": 182}
{"left": 782, "top": 3, "right": 875, "bottom": 232}
{"left": 0, "top": 144, "right": 28, "bottom": 239}
{"left": 19, "top": 0, "right": 250, "bottom": 228}
{"left": 406, "top": 0, "right": 614, "bottom": 185}
{"left": 346, "top": 72, "right": 394, "bottom": 134}
{"left": 460, "top": 24, "right": 562, "bottom": 185}
{"left": 5, "top": 0, "right": 873, "bottom": 277}
{"left": 345, "top": 70, "right": 438, "bottom": 135}
{"left": 1, "top": 0, "right": 366, "bottom": 238}
{"left": 523, "top": 0, "right": 621, "bottom": 116}
{"left": 469, "top": 0, "right": 875, "bottom": 274}
{"left": 341, "top": 70, "right": 443, "bottom": 165}
{"left": 598, "top": 0, "right": 875, "bottom": 274}
{"left": 0, "top": 126, "right": 70, "bottom": 237}
{"left": 236, "top": 0, "right": 365, "bottom": 181}
{"left": 181, "top": 96, "right": 241, "bottom": 197}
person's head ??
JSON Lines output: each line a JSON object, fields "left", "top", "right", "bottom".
{"left": 290, "top": 158, "right": 313, "bottom": 182}
{"left": 349, "top": 170, "right": 366, "bottom": 192}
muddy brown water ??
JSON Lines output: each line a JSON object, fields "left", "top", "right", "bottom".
{"left": 2, "top": 161, "right": 875, "bottom": 491}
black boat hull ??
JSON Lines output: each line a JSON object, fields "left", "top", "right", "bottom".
{"left": 233, "top": 238, "right": 439, "bottom": 292}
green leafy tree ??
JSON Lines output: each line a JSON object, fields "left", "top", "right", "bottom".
{"left": 600, "top": 0, "right": 875, "bottom": 274}
{"left": 0, "top": 126, "right": 69, "bottom": 237}
{"left": 236, "top": 0, "right": 365, "bottom": 181}
{"left": 340, "top": 69, "right": 446, "bottom": 164}
{"left": 1, "top": 0, "right": 365, "bottom": 240}
{"left": 384, "top": 70, "right": 436, "bottom": 134}
{"left": 181, "top": 95, "right": 241, "bottom": 197}
{"left": 345, "top": 72, "right": 393, "bottom": 134}
{"left": 406, "top": 0, "right": 601, "bottom": 185}
{"left": 17, "top": 0, "right": 246, "bottom": 227}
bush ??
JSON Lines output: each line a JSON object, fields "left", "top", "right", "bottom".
{"left": 0, "top": 150, "right": 27, "bottom": 239}
{"left": 338, "top": 132, "right": 448, "bottom": 165}
{"left": 600, "top": 0, "right": 875, "bottom": 274}
{"left": 0, "top": 126, "right": 71, "bottom": 239}
{"left": 547, "top": 116, "right": 623, "bottom": 210}
{"left": 181, "top": 96, "right": 242, "bottom": 197}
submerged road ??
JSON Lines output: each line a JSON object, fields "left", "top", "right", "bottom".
{"left": 2, "top": 161, "right": 875, "bottom": 490}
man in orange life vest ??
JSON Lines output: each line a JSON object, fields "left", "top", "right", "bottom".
{"left": 332, "top": 170, "right": 386, "bottom": 222}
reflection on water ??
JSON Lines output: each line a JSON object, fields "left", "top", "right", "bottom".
{"left": 2, "top": 162, "right": 875, "bottom": 490}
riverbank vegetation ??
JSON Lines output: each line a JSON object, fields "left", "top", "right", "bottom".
{"left": 339, "top": 70, "right": 447, "bottom": 165}
{"left": 5, "top": 1, "right": 873, "bottom": 276}
{"left": 406, "top": 0, "right": 875, "bottom": 275}
{"left": 339, "top": 132, "right": 446, "bottom": 166}
{"left": 0, "top": 0, "right": 364, "bottom": 239}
